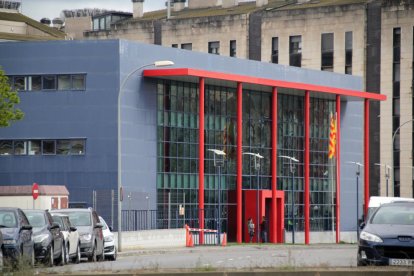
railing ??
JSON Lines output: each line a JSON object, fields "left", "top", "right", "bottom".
{"left": 122, "top": 210, "right": 157, "bottom": 231}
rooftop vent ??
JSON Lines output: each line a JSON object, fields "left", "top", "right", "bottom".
{"left": 40, "top": 18, "right": 51, "bottom": 26}
{"left": 223, "top": 0, "right": 238, "bottom": 8}
{"left": 0, "top": 0, "right": 21, "bottom": 10}
{"left": 188, "top": 0, "right": 220, "bottom": 9}
{"left": 52, "top": 17, "right": 63, "bottom": 29}
{"left": 256, "top": 0, "right": 268, "bottom": 7}
{"left": 132, "top": 0, "right": 144, "bottom": 18}
{"left": 172, "top": 0, "right": 186, "bottom": 12}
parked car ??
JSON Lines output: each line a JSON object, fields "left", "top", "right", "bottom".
{"left": 56, "top": 208, "right": 104, "bottom": 262}
{"left": 0, "top": 208, "right": 34, "bottom": 267}
{"left": 358, "top": 201, "right": 414, "bottom": 266}
{"left": 50, "top": 213, "right": 81, "bottom": 264}
{"left": 0, "top": 229, "right": 3, "bottom": 271}
{"left": 99, "top": 216, "right": 117, "bottom": 261}
{"left": 23, "top": 209, "right": 64, "bottom": 266}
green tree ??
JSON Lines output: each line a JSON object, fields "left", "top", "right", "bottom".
{"left": 0, "top": 67, "right": 24, "bottom": 127}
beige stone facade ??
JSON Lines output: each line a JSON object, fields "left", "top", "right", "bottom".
{"left": 380, "top": 5, "right": 414, "bottom": 198}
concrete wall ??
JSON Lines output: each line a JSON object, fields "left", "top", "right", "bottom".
{"left": 64, "top": 17, "right": 92, "bottom": 40}
{"left": 0, "top": 19, "right": 26, "bottom": 34}
{"left": 114, "top": 228, "right": 186, "bottom": 249}
{"left": 0, "top": 195, "right": 68, "bottom": 210}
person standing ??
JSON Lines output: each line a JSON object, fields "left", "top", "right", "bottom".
{"left": 260, "top": 216, "right": 267, "bottom": 243}
{"left": 247, "top": 218, "right": 255, "bottom": 242}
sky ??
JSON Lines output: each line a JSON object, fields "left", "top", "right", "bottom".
{"left": 20, "top": 0, "right": 166, "bottom": 21}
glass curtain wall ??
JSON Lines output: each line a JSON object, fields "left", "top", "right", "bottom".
{"left": 157, "top": 80, "right": 336, "bottom": 233}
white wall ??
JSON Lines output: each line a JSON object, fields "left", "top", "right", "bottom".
{"left": 0, "top": 195, "right": 67, "bottom": 210}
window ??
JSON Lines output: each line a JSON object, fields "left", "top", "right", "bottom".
{"left": 393, "top": 27, "right": 401, "bottom": 197}
{"left": 271, "top": 37, "right": 279, "bottom": 64}
{"left": 93, "top": 18, "right": 99, "bottom": 31}
{"left": 57, "top": 140, "right": 71, "bottom": 155}
{"left": 0, "top": 141, "right": 12, "bottom": 155}
{"left": 42, "top": 75, "right": 56, "bottom": 90}
{"left": 13, "top": 140, "right": 27, "bottom": 155}
{"left": 72, "top": 75, "right": 85, "bottom": 90}
{"left": 321, "top": 33, "right": 334, "bottom": 72}
{"left": 289, "top": 36, "right": 302, "bottom": 67}
{"left": 58, "top": 75, "right": 71, "bottom": 90}
{"left": 13, "top": 76, "right": 26, "bottom": 91}
{"left": 28, "top": 141, "right": 41, "bottom": 155}
{"left": 230, "top": 40, "right": 236, "bottom": 57}
{"left": 345, "top": 31, "right": 352, "bottom": 75}
{"left": 208, "top": 41, "right": 220, "bottom": 55}
{"left": 172, "top": 44, "right": 178, "bottom": 48}
{"left": 30, "top": 76, "right": 42, "bottom": 91}
{"left": 42, "top": 140, "right": 56, "bottom": 155}
{"left": 70, "top": 140, "right": 85, "bottom": 155}
{"left": 181, "top": 43, "right": 192, "bottom": 51}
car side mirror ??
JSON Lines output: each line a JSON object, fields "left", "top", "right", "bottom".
{"left": 95, "top": 222, "right": 103, "bottom": 229}
{"left": 50, "top": 222, "right": 60, "bottom": 230}
{"left": 70, "top": 226, "right": 77, "bottom": 232}
{"left": 359, "top": 221, "right": 366, "bottom": 230}
{"left": 109, "top": 226, "right": 113, "bottom": 232}
{"left": 20, "top": 224, "right": 32, "bottom": 231}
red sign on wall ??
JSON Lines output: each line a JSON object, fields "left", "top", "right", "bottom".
{"left": 32, "top": 183, "right": 39, "bottom": 200}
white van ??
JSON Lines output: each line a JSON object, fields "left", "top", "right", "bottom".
{"left": 366, "top": 196, "right": 414, "bottom": 220}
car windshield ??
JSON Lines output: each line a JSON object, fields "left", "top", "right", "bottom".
{"left": 371, "top": 204, "right": 414, "bottom": 225}
{"left": 0, "top": 210, "right": 17, "bottom": 228}
{"left": 65, "top": 212, "right": 91, "bottom": 227}
{"left": 25, "top": 211, "right": 46, "bottom": 227}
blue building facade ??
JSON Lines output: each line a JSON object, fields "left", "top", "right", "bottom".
{"left": 0, "top": 40, "right": 383, "bottom": 241}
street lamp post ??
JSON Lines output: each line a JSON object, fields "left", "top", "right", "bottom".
{"left": 243, "top": 152, "right": 264, "bottom": 243}
{"left": 391, "top": 119, "right": 414, "bottom": 196}
{"left": 117, "top": 60, "right": 174, "bottom": 252}
{"left": 347, "top": 161, "right": 363, "bottom": 239}
{"left": 280, "top": 155, "right": 299, "bottom": 244}
{"left": 208, "top": 149, "right": 226, "bottom": 245}
{"left": 374, "top": 163, "right": 391, "bottom": 197}
{"left": 145, "top": 195, "right": 150, "bottom": 229}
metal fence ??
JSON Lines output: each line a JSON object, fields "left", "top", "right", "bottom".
{"left": 122, "top": 210, "right": 158, "bottom": 231}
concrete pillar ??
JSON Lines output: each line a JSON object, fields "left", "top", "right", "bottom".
{"left": 132, "top": 0, "right": 144, "bottom": 18}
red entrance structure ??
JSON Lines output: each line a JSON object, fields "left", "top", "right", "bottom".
{"left": 144, "top": 68, "right": 386, "bottom": 244}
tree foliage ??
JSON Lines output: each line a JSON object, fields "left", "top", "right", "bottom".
{"left": 0, "top": 68, "right": 24, "bottom": 127}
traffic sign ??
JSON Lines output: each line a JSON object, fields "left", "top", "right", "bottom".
{"left": 32, "top": 183, "right": 39, "bottom": 200}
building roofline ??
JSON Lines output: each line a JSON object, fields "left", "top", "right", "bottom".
{"left": 144, "top": 68, "right": 386, "bottom": 101}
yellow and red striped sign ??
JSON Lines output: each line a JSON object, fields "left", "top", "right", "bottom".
{"left": 328, "top": 113, "right": 337, "bottom": 159}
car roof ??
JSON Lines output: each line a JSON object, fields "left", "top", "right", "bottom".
{"left": 50, "top": 213, "right": 68, "bottom": 217}
{"left": 368, "top": 196, "right": 414, "bottom": 207}
{"left": 23, "top": 209, "right": 47, "bottom": 213}
{"left": 52, "top": 208, "right": 92, "bottom": 212}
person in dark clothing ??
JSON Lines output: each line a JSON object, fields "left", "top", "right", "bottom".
{"left": 260, "top": 216, "right": 268, "bottom": 243}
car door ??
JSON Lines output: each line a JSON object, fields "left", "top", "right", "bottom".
{"left": 65, "top": 217, "right": 77, "bottom": 256}
{"left": 17, "top": 209, "right": 33, "bottom": 256}
{"left": 46, "top": 212, "right": 62, "bottom": 257}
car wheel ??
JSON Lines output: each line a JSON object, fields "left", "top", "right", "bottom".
{"left": 87, "top": 242, "right": 97, "bottom": 262}
{"left": 357, "top": 253, "right": 366, "bottom": 267}
{"left": 0, "top": 246, "right": 4, "bottom": 270}
{"left": 48, "top": 245, "right": 54, "bottom": 267}
{"left": 73, "top": 244, "right": 81, "bottom": 264}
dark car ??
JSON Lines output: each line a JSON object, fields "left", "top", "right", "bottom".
{"left": 358, "top": 201, "right": 414, "bottom": 266}
{"left": 23, "top": 209, "right": 64, "bottom": 266}
{"left": 56, "top": 208, "right": 104, "bottom": 262}
{"left": 0, "top": 208, "right": 34, "bottom": 267}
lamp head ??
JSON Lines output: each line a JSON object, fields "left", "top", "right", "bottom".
{"left": 208, "top": 149, "right": 226, "bottom": 156}
{"left": 154, "top": 60, "right": 174, "bottom": 67}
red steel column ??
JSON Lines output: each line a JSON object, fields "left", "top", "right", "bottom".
{"left": 271, "top": 87, "right": 278, "bottom": 244}
{"left": 198, "top": 77, "right": 205, "bottom": 244}
{"left": 336, "top": 95, "right": 341, "bottom": 243}
{"left": 304, "top": 91, "right": 310, "bottom": 245}
{"left": 364, "top": 99, "right": 370, "bottom": 217}
{"left": 237, "top": 82, "right": 243, "bottom": 243}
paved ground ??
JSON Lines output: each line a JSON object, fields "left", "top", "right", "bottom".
{"left": 26, "top": 243, "right": 414, "bottom": 274}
